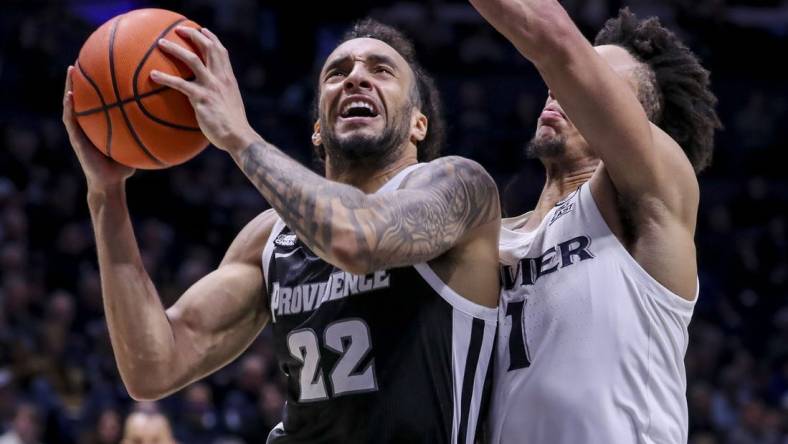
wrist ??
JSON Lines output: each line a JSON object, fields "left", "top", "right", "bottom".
{"left": 87, "top": 182, "right": 126, "bottom": 207}
{"left": 223, "top": 126, "right": 262, "bottom": 157}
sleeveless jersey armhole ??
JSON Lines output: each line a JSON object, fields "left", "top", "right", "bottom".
{"left": 261, "top": 216, "right": 287, "bottom": 288}
{"left": 413, "top": 263, "right": 498, "bottom": 323}
{"left": 374, "top": 163, "right": 499, "bottom": 323}
{"left": 579, "top": 183, "right": 698, "bottom": 314}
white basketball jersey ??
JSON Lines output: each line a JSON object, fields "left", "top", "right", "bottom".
{"left": 489, "top": 183, "right": 697, "bottom": 444}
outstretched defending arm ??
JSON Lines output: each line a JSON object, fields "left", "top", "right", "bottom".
{"left": 150, "top": 27, "right": 500, "bottom": 277}
{"left": 470, "top": 0, "right": 711, "bottom": 300}
{"left": 468, "top": 0, "right": 698, "bottom": 215}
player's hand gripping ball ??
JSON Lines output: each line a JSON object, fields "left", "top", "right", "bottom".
{"left": 71, "top": 8, "right": 209, "bottom": 169}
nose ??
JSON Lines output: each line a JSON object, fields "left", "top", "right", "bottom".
{"left": 547, "top": 89, "right": 555, "bottom": 101}
{"left": 343, "top": 63, "right": 372, "bottom": 92}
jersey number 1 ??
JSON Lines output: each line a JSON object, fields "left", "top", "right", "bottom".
{"left": 287, "top": 319, "right": 378, "bottom": 402}
{"left": 506, "top": 300, "right": 531, "bottom": 370}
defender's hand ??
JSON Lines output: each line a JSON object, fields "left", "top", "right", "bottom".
{"left": 150, "top": 27, "right": 259, "bottom": 154}
{"left": 62, "top": 66, "right": 135, "bottom": 190}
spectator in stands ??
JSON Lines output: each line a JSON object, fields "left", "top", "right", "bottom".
{"left": 0, "top": 402, "right": 43, "bottom": 444}
{"left": 121, "top": 411, "right": 176, "bottom": 444}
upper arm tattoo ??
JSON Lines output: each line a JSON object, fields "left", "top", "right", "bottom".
{"left": 355, "top": 156, "right": 500, "bottom": 270}
{"left": 239, "top": 142, "right": 499, "bottom": 272}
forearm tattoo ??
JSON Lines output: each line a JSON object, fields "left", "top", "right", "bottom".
{"left": 239, "top": 141, "right": 499, "bottom": 271}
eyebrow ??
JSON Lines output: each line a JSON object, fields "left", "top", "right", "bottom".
{"left": 322, "top": 53, "right": 401, "bottom": 78}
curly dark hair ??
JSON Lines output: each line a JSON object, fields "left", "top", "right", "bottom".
{"left": 313, "top": 18, "right": 445, "bottom": 163}
{"left": 594, "top": 8, "right": 722, "bottom": 173}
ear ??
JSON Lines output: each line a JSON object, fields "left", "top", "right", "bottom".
{"left": 410, "top": 109, "right": 428, "bottom": 144}
{"left": 312, "top": 121, "right": 322, "bottom": 147}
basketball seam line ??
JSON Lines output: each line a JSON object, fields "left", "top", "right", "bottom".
{"left": 75, "top": 84, "right": 172, "bottom": 116}
{"left": 108, "top": 16, "right": 165, "bottom": 166}
{"left": 132, "top": 18, "right": 201, "bottom": 132}
{"left": 75, "top": 62, "right": 113, "bottom": 158}
{"left": 74, "top": 75, "right": 196, "bottom": 117}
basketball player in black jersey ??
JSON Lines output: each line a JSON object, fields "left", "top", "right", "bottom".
{"left": 62, "top": 19, "right": 500, "bottom": 443}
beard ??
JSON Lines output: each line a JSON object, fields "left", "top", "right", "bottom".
{"left": 525, "top": 132, "right": 568, "bottom": 159}
{"left": 321, "top": 105, "right": 412, "bottom": 170}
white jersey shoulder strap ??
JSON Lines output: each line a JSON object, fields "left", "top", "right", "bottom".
{"left": 374, "top": 163, "right": 426, "bottom": 194}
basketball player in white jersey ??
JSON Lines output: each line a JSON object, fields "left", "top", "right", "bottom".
{"left": 467, "top": 1, "right": 721, "bottom": 442}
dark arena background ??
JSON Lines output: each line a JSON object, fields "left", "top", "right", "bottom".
{"left": 1, "top": 0, "right": 786, "bottom": 442}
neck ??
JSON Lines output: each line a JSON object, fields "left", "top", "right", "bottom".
{"left": 536, "top": 157, "right": 600, "bottom": 209}
{"left": 536, "top": 154, "right": 599, "bottom": 211}
{"left": 325, "top": 149, "right": 418, "bottom": 193}
{"left": 516, "top": 154, "right": 598, "bottom": 232}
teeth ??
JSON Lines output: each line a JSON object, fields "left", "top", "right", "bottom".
{"left": 342, "top": 100, "right": 376, "bottom": 116}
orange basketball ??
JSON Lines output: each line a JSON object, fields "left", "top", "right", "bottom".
{"left": 71, "top": 9, "right": 209, "bottom": 169}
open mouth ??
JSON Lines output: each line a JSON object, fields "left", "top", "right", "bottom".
{"left": 339, "top": 98, "right": 380, "bottom": 120}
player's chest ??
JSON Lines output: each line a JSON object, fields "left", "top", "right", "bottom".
{"left": 497, "top": 229, "right": 607, "bottom": 365}
{"left": 268, "top": 243, "right": 394, "bottom": 322}
{"left": 499, "top": 223, "right": 598, "bottom": 296}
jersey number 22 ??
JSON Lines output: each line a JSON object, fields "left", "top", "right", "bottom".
{"left": 287, "top": 318, "right": 378, "bottom": 401}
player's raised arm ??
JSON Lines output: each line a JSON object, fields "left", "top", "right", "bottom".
{"left": 237, "top": 146, "right": 500, "bottom": 275}
{"left": 468, "top": 0, "right": 702, "bottom": 214}
{"left": 63, "top": 68, "right": 271, "bottom": 401}
{"left": 152, "top": 26, "right": 500, "bottom": 277}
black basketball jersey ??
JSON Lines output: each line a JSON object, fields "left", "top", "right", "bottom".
{"left": 262, "top": 165, "right": 497, "bottom": 444}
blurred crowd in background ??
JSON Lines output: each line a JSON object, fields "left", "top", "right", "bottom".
{"left": 0, "top": 0, "right": 786, "bottom": 442}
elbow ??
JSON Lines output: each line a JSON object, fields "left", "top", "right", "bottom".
{"left": 120, "top": 368, "right": 175, "bottom": 401}
{"left": 124, "top": 380, "right": 168, "bottom": 402}
{"left": 329, "top": 225, "right": 374, "bottom": 275}
{"left": 126, "top": 386, "right": 166, "bottom": 402}
{"left": 330, "top": 242, "right": 373, "bottom": 276}
{"left": 341, "top": 262, "right": 375, "bottom": 276}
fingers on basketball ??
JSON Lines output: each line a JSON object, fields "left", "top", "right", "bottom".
{"left": 71, "top": 8, "right": 209, "bottom": 170}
